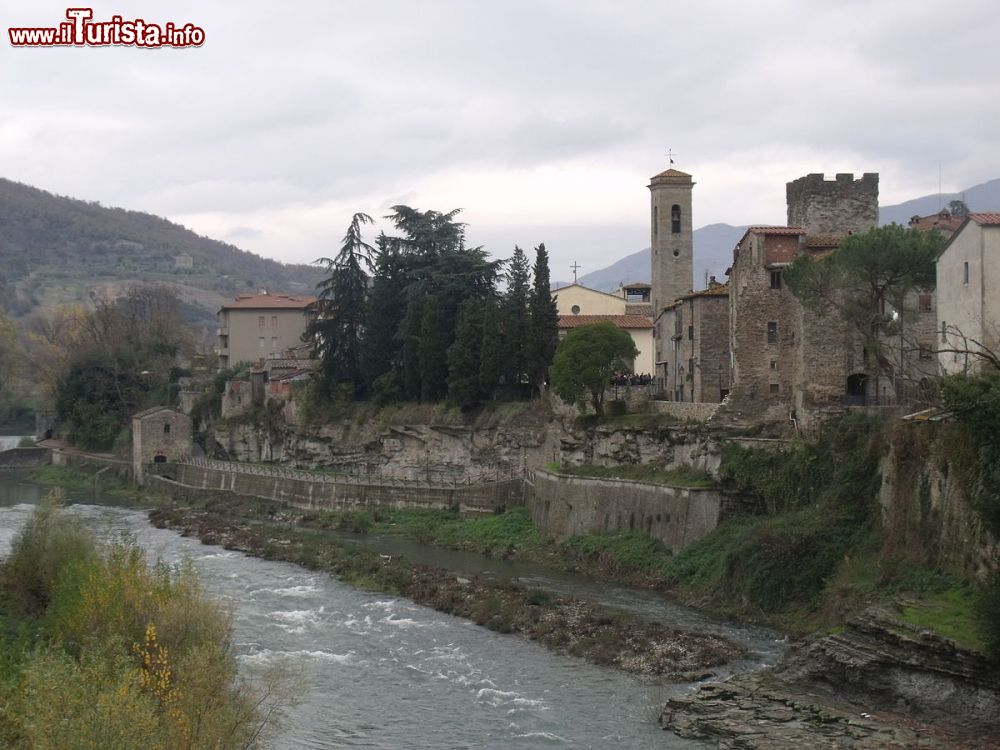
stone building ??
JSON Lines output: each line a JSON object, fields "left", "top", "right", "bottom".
{"left": 216, "top": 291, "right": 316, "bottom": 370}
{"left": 649, "top": 169, "right": 695, "bottom": 369}
{"left": 722, "top": 174, "right": 879, "bottom": 426}
{"left": 936, "top": 213, "right": 1000, "bottom": 374}
{"left": 657, "top": 280, "right": 730, "bottom": 402}
{"left": 131, "top": 406, "right": 192, "bottom": 484}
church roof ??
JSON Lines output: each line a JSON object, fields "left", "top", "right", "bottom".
{"left": 968, "top": 212, "right": 1000, "bottom": 225}
{"left": 650, "top": 167, "right": 691, "bottom": 179}
{"left": 558, "top": 314, "right": 653, "bottom": 330}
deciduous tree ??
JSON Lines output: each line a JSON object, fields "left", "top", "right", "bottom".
{"left": 549, "top": 322, "right": 638, "bottom": 416}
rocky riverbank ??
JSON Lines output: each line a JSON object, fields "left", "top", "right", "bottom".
{"left": 149, "top": 505, "right": 741, "bottom": 678}
{"left": 662, "top": 607, "right": 1000, "bottom": 749}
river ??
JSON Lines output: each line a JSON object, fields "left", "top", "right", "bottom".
{"left": 0, "top": 477, "right": 784, "bottom": 749}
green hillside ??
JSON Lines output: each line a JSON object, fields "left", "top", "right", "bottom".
{"left": 0, "top": 178, "right": 323, "bottom": 323}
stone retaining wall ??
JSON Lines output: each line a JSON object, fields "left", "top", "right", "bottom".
{"left": 0, "top": 447, "right": 52, "bottom": 469}
{"left": 148, "top": 462, "right": 523, "bottom": 517}
{"left": 527, "top": 469, "right": 752, "bottom": 552}
{"left": 649, "top": 401, "right": 720, "bottom": 422}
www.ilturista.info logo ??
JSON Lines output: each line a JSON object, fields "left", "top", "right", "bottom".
{"left": 9, "top": 8, "right": 205, "bottom": 48}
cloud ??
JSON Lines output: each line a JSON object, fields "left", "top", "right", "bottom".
{"left": 1, "top": 0, "right": 998, "bottom": 279}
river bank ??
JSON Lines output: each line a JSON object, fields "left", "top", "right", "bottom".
{"left": 148, "top": 504, "right": 740, "bottom": 678}
{"left": 19, "top": 463, "right": 1000, "bottom": 747}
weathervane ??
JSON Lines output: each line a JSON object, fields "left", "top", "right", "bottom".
{"left": 571, "top": 261, "right": 580, "bottom": 283}
{"left": 666, "top": 148, "right": 676, "bottom": 166}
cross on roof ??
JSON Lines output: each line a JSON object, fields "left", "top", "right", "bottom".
{"left": 571, "top": 261, "right": 580, "bottom": 283}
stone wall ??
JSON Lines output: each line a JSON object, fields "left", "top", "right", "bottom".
{"left": 527, "top": 469, "right": 749, "bottom": 552}
{"left": 0, "top": 447, "right": 51, "bottom": 469}
{"left": 648, "top": 401, "right": 720, "bottom": 423}
{"left": 149, "top": 462, "right": 522, "bottom": 517}
{"left": 558, "top": 422, "right": 723, "bottom": 473}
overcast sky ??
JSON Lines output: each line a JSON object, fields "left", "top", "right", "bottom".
{"left": 3, "top": 1, "right": 998, "bottom": 280}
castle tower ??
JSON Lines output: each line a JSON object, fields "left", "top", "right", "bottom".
{"left": 786, "top": 173, "right": 879, "bottom": 235}
{"left": 649, "top": 168, "right": 694, "bottom": 315}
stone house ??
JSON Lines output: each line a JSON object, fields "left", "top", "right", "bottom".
{"left": 216, "top": 291, "right": 316, "bottom": 370}
{"left": 936, "top": 213, "right": 1000, "bottom": 374}
{"left": 131, "top": 406, "right": 192, "bottom": 483}
{"left": 722, "top": 174, "right": 879, "bottom": 426}
{"left": 656, "top": 279, "right": 730, "bottom": 403}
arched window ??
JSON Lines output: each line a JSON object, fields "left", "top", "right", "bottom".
{"left": 671, "top": 204, "right": 681, "bottom": 233}
{"left": 653, "top": 206, "right": 659, "bottom": 239}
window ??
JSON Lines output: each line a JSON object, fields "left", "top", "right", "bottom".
{"left": 258, "top": 336, "right": 265, "bottom": 348}
{"left": 918, "top": 294, "right": 932, "bottom": 312}
{"left": 769, "top": 359, "right": 777, "bottom": 370}
{"left": 767, "top": 321, "right": 778, "bottom": 343}
{"left": 671, "top": 204, "right": 681, "bottom": 234}
{"left": 769, "top": 383, "right": 780, "bottom": 395}
{"left": 163, "top": 422, "right": 170, "bottom": 435}
{"left": 271, "top": 315, "right": 278, "bottom": 327}
{"left": 963, "top": 261, "right": 969, "bottom": 285}
{"left": 918, "top": 344, "right": 933, "bottom": 360}
{"left": 687, "top": 325, "right": 694, "bottom": 341}
{"left": 688, "top": 357, "right": 694, "bottom": 376}
{"left": 571, "top": 304, "right": 580, "bottom": 315}
{"left": 941, "top": 321, "right": 947, "bottom": 343}
{"left": 258, "top": 315, "right": 265, "bottom": 328}
{"left": 653, "top": 206, "right": 658, "bottom": 239}
{"left": 271, "top": 336, "right": 278, "bottom": 348}
{"left": 770, "top": 271, "right": 782, "bottom": 289}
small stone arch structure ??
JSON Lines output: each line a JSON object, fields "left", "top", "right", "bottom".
{"left": 131, "top": 406, "right": 192, "bottom": 484}
{"left": 846, "top": 373, "right": 868, "bottom": 404}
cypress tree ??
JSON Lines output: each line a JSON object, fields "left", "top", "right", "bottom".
{"left": 400, "top": 292, "right": 424, "bottom": 401}
{"left": 527, "top": 242, "right": 560, "bottom": 394}
{"left": 447, "top": 299, "right": 484, "bottom": 408}
{"left": 499, "top": 246, "right": 531, "bottom": 388}
{"left": 419, "top": 294, "right": 449, "bottom": 402}
{"left": 479, "top": 299, "right": 501, "bottom": 399}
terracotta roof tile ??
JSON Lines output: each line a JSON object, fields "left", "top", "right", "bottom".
{"left": 804, "top": 234, "right": 845, "bottom": 248}
{"left": 220, "top": 293, "right": 317, "bottom": 311}
{"left": 968, "top": 212, "right": 1000, "bottom": 226}
{"left": 747, "top": 226, "right": 807, "bottom": 236}
{"left": 650, "top": 168, "right": 691, "bottom": 180}
{"left": 558, "top": 314, "right": 653, "bottom": 330}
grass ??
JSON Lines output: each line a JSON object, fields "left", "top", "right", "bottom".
{"left": 549, "top": 462, "right": 716, "bottom": 488}
{"left": 899, "top": 587, "right": 985, "bottom": 652}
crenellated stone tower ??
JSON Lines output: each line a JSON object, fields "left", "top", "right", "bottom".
{"left": 786, "top": 172, "right": 879, "bottom": 235}
{"left": 649, "top": 168, "right": 694, "bottom": 314}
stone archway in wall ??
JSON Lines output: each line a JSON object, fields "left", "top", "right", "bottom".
{"left": 845, "top": 373, "right": 868, "bottom": 405}
{"left": 153, "top": 454, "right": 168, "bottom": 464}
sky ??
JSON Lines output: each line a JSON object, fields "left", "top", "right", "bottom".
{"left": 2, "top": 0, "right": 999, "bottom": 281}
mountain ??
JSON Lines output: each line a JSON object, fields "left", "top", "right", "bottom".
{"left": 0, "top": 178, "right": 323, "bottom": 327}
{"left": 879, "top": 178, "right": 1000, "bottom": 226}
{"left": 553, "top": 223, "right": 746, "bottom": 293}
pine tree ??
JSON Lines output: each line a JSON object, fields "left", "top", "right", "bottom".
{"left": 362, "top": 234, "right": 406, "bottom": 390}
{"left": 527, "top": 242, "right": 559, "bottom": 394}
{"left": 307, "top": 212, "right": 374, "bottom": 399}
{"left": 499, "top": 246, "right": 531, "bottom": 389}
{"left": 447, "top": 299, "right": 484, "bottom": 408}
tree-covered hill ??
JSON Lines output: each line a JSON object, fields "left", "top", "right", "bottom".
{"left": 0, "top": 177, "right": 323, "bottom": 320}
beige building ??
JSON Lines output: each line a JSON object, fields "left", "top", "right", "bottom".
{"left": 216, "top": 292, "right": 316, "bottom": 370}
{"left": 552, "top": 283, "right": 628, "bottom": 316}
{"left": 657, "top": 280, "right": 730, "bottom": 403}
{"left": 937, "top": 213, "right": 1000, "bottom": 374}
{"left": 557, "top": 314, "right": 655, "bottom": 376}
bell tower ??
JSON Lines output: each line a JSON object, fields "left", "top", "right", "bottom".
{"left": 648, "top": 168, "right": 694, "bottom": 315}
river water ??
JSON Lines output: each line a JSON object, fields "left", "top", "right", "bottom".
{"left": 0, "top": 477, "right": 784, "bottom": 749}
